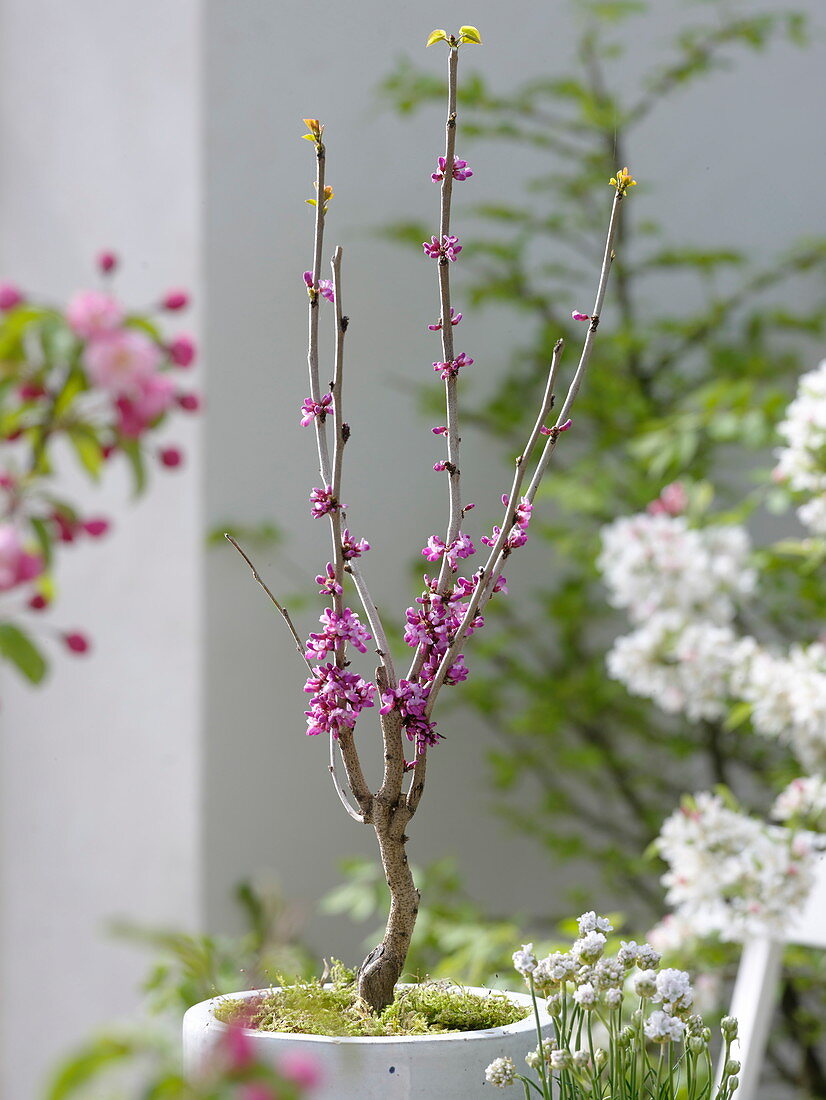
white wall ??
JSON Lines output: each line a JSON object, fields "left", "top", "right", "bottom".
{"left": 0, "top": 0, "right": 824, "bottom": 1095}
{"left": 0, "top": 2, "right": 202, "bottom": 1097}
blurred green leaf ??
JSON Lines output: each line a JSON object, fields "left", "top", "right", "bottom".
{"left": 0, "top": 622, "right": 48, "bottom": 684}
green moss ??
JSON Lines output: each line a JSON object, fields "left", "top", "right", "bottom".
{"left": 213, "top": 965, "right": 528, "bottom": 1038}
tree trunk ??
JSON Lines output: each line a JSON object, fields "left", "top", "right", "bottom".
{"left": 357, "top": 799, "right": 420, "bottom": 1013}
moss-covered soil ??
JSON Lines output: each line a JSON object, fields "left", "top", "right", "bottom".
{"left": 214, "top": 964, "right": 528, "bottom": 1038}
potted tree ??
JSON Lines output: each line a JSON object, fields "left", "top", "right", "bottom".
{"left": 184, "top": 26, "right": 634, "bottom": 1097}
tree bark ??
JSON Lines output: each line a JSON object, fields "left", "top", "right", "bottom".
{"left": 357, "top": 798, "right": 420, "bottom": 1013}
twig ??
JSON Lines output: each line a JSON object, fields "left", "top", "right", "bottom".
{"left": 422, "top": 341, "right": 562, "bottom": 714}
{"left": 329, "top": 731, "right": 367, "bottom": 823}
{"left": 224, "top": 534, "right": 312, "bottom": 673}
{"left": 308, "top": 135, "right": 332, "bottom": 486}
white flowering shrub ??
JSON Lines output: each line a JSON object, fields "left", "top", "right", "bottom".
{"left": 598, "top": 358, "right": 826, "bottom": 946}
{"left": 488, "top": 913, "right": 740, "bottom": 1099}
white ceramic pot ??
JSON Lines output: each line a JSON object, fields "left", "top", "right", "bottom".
{"left": 183, "top": 985, "right": 551, "bottom": 1099}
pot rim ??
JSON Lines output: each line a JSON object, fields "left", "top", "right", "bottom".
{"left": 185, "top": 984, "right": 548, "bottom": 1045}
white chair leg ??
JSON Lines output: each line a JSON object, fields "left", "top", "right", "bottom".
{"left": 716, "top": 937, "right": 784, "bottom": 1100}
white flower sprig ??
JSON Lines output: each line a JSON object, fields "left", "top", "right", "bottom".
{"left": 488, "top": 912, "right": 741, "bottom": 1099}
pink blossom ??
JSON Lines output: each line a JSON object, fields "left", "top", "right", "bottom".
{"left": 161, "top": 289, "right": 189, "bottom": 311}
{"left": 0, "top": 525, "right": 43, "bottom": 591}
{"left": 115, "top": 372, "right": 177, "bottom": 437}
{"left": 341, "top": 529, "right": 369, "bottom": 559}
{"left": 572, "top": 310, "right": 590, "bottom": 322}
{"left": 428, "top": 308, "right": 462, "bottom": 331}
{"left": 303, "top": 662, "right": 376, "bottom": 738}
{"left": 97, "top": 251, "right": 118, "bottom": 274}
{"left": 309, "top": 485, "right": 340, "bottom": 519}
{"left": 433, "top": 461, "right": 448, "bottom": 472}
{"left": 431, "top": 156, "right": 473, "bottom": 183}
{"left": 169, "top": 334, "right": 196, "bottom": 367}
{"left": 82, "top": 518, "right": 110, "bottom": 538}
{"left": 305, "top": 606, "right": 372, "bottom": 660}
{"left": 220, "top": 1024, "right": 255, "bottom": 1070}
{"left": 84, "top": 329, "right": 161, "bottom": 395}
{"left": 422, "top": 235, "right": 462, "bottom": 262}
{"left": 66, "top": 290, "right": 124, "bottom": 339}
{"left": 177, "top": 392, "right": 200, "bottom": 412}
{"left": 303, "top": 271, "right": 335, "bottom": 303}
{"left": 63, "top": 631, "right": 90, "bottom": 654}
{"left": 422, "top": 535, "right": 446, "bottom": 562}
{"left": 279, "top": 1049, "right": 324, "bottom": 1088}
{"left": 647, "top": 481, "right": 688, "bottom": 517}
{"left": 316, "top": 563, "right": 343, "bottom": 595}
{"left": 28, "top": 592, "right": 49, "bottom": 611}
{"left": 300, "top": 393, "right": 333, "bottom": 426}
{"left": 0, "top": 282, "right": 24, "bottom": 311}
{"left": 159, "top": 446, "right": 183, "bottom": 468}
{"left": 433, "top": 352, "right": 473, "bottom": 380}
{"left": 432, "top": 425, "right": 448, "bottom": 435}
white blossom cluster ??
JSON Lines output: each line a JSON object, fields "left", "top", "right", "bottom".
{"left": 489, "top": 913, "right": 724, "bottom": 1091}
{"left": 732, "top": 640, "right": 826, "bottom": 773}
{"left": 774, "top": 358, "right": 826, "bottom": 534}
{"left": 772, "top": 774, "right": 826, "bottom": 831}
{"left": 598, "top": 513, "right": 755, "bottom": 625}
{"left": 656, "top": 792, "right": 822, "bottom": 941}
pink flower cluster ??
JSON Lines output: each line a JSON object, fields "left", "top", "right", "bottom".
{"left": 0, "top": 524, "right": 43, "bottom": 592}
{"left": 481, "top": 495, "right": 533, "bottom": 551}
{"left": 309, "top": 485, "right": 340, "bottom": 518}
{"left": 341, "top": 528, "right": 370, "bottom": 559}
{"left": 431, "top": 156, "right": 473, "bottom": 183}
{"left": 304, "top": 606, "right": 372, "bottom": 661}
{"left": 65, "top": 287, "right": 197, "bottom": 445}
{"left": 300, "top": 392, "right": 333, "bottom": 426}
{"left": 380, "top": 679, "right": 442, "bottom": 752}
{"left": 303, "top": 662, "right": 376, "bottom": 739}
{"left": 647, "top": 481, "right": 688, "bottom": 517}
{"left": 422, "top": 531, "right": 475, "bottom": 570}
{"left": 422, "top": 234, "right": 462, "bottom": 262}
{"left": 433, "top": 351, "right": 473, "bottom": 380}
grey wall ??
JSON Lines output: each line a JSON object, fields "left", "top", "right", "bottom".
{"left": 0, "top": 0, "right": 823, "bottom": 1095}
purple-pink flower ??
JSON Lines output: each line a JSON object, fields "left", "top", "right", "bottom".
{"left": 316, "top": 563, "right": 343, "bottom": 595}
{"left": 303, "top": 271, "right": 335, "bottom": 303}
{"left": 0, "top": 282, "right": 24, "bottom": 311}
{"left": 431, "top": 156, "right": 473, "bottom": 183}
{"left": 428, "top": 308, "right": 462, "bottom": 331}
{"left": 303, "top": 663, "right": 376, "bottom": 738}
{"left": 0, "top": 524, "right": 43, "bottom": 592}
{"left": 341, "top": 529, "right": 370, "bottom": 559}
{"left": 433, "top": 351, "right": 473, "bottom": 380}
{"left": 422, "top": 235, "right": 462, "bottom": 262}
{"left": 305, "top": 606, "right": 372, "bottom": 660}
{"left": 572, "top": 310, "right": 590, "bottom": 322}
{"left": 309, "top": 485, "right": 340, "bottom": 519}
{"left": 300, "top": 392, "right": 333, "bottom": 426}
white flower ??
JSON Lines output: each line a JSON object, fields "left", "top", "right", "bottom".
{"left": 577, "top": 910, "right": 613, "bottom": 936}
{"left": 656, "top": 791, "right": 822, "bottom": 940}
{"left": 616, "top": 941, "right": 639, "bottom": 968}
{"left": 572, "top": 931, "right": 607, "bottom": 963}
{"left": 525, "top": 1037, "right": 556, "bottom": 1069}
{"left": 512, "top": 943, "right": 537, "bottom": 978}
{"left": 573, "top": 981, "right": 598, "bottom": 1009}
{"left": 644, "top": 1009, "right": 686, "bottom": 1043}
{"left": 634, "top": 969, "right": 658, "bottom": 998}
{"left": 605, "top": 987, "right": 623, "bottom": 1008}
{"left": 606, "top": 614, "right": 740, "bottom": 722}
{"left": 774, "top": 359, "right": 826, "bottom": 497}
{"left": 549, "top": 1049, "right": 571, "bottom": 1071}
{"left": 485, "top": 1057, "right": 516, "bottom": 1087}
{"left": 598, "top": 513, "right": 754, "bottom": 625}
{"left": 655, "top": 968, "right": 694, "bottom": 1013}
{"left": 635, "top": 944, "right": 662, "bottom": 970}
{"left": 573, "top": 1049, "right": 591, "bottom": 1069}
{"left": 772, "top": 775, "right": 826, "bottom": 829}
{"left": 542, "top": 951, "right": 577, "bottom": 983}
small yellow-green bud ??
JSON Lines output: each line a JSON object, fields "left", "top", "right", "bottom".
{"left": 725, "top": 1059, "right": 741, "bottom": 1075}
{"left": 609, "top": 166, "right": 637, "bottom": 195}
{"left": 721, "top": 1016, "right": 738, "bottom": 1038}
{"left": 594, "top": 1048, "right": 608, "bottom": 1069}
{"left": 688, "top": 1036, "right": 706, "bottom": 1054}
{"left": 729, "top": 1076, "right": 740, "bottom": 1091}
{"left": 618, "top": 1026, "right": 635, "bottom": 1048}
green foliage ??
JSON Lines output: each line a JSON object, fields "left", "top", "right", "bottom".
{"left": 0, "top": 621, "right": 47, "bottom": 683}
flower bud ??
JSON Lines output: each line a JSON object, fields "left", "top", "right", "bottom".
{"left": 725, "top": 1059, "right": 741, "bottom": 1075}
{"left": 688, "top": 1036, "right": 705, "bottom": 1054}
{"left": 720, "top": 1016, "right": 738, "bottom": 1039}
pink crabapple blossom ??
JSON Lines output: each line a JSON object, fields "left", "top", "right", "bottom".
{"left": 66, "top": 290, "right": 124, "bottom": 339}
{"left": 0, "top": 282, "right": 24, "bottom": 311}
{"left": 83, "top": 328, "right": 163, "bottom": 396}
{"left": 63, "top": 631, "right": 90, "bottom": 654}
{"left": 96, "top": 251, "right": 118, "bottom": 274}
{"left": 159, "top": 446, "right": 183, "bottom": 468}
{"left": 161, "top": 289, "right": 189, "bottom": 311}
{"left": 278, "top": 1049, "right": 324, "bottom": 1089}
{"left": 168, "top": 334, "right": 196, "bottom": 366}
{"left": 0, "top": 525, "right": 43, "bottom": 591}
